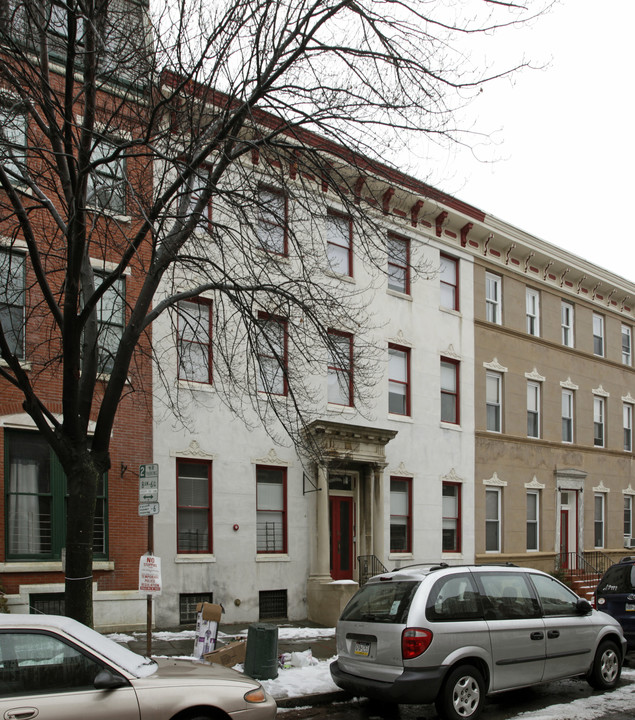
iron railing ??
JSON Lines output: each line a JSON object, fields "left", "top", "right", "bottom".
{"left": 555, "top": 551, "right": 612, "bottom": 584}
{"left": 357, "top": 555, "right": 388, "bottom": 586}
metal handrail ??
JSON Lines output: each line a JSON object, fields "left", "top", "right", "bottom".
{"left": 555, "top": 551, "right": 606, "bottom": 584}
{"left": 357, "top": 555, "right": 388, "bottom": 586}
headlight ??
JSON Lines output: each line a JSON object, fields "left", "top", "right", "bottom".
{"left": 244, "top": 687, "right": 267, "bottom": 703}
{"left": 597, "top": 597, "right": 606, "bottom": 605}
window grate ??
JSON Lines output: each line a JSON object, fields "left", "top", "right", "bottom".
{"left": 179, "top": 592, "right": 213, "bottom": 625}
{"left": 259, "top": 589, "right": 287, "bottom": 620}
{"left": 30, "top": 593, "right": 65, "bottom": 616}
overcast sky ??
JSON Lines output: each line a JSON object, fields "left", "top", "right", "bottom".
{"left": 419, "top": 0, "right": 634, "bottom": 282}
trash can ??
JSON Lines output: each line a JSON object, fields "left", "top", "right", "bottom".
{"left": 244, "top": 623, "right": 278, "bottom": 680}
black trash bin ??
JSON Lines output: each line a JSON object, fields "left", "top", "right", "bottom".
{"left": 244, "top": 623, "right": 278, "bottom": 680}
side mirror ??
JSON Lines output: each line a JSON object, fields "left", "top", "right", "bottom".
{"left": 94, "top": 669, "right": 129, "bottom": 690}
{"left": 576, "top": 598, "right": 592, "bottom": 615}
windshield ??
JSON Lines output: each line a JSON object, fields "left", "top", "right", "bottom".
{"left": 597, "top": 565, "right": 635, "bottom": 594}
{"left": 340, "top": 581, "right": 419, "bottom": 624}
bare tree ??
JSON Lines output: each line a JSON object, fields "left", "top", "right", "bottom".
{"left": 0, "top": 0, "right": 550, "bottom": 626}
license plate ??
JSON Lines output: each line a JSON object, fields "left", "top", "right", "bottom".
{"left": 354, "top": 641, "right": 370, "bottom": 656}
{"left": 626, "top": 604, "right": 635, "bottom": 612}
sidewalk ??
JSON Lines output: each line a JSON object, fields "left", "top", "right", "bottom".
{"left": 115, "top": 620, "right": 348, "bottom": 708}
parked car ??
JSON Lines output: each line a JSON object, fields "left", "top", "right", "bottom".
{"left": 330, "top": 563, "right": 626, "bottom": 720}
{"left": 595, "top": 555, "right": 635, "bottom": 651}
{"left": 0, "top": 613, "right": 277, "bottom": 720}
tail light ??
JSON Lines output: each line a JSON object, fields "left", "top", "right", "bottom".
{"left": 402, "top": 628, "right": 433, "bottom": 660}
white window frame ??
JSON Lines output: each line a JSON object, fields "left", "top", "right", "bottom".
{"left": 485, "top": 272, "right": 502, "bottom": 325}
{"left": 527, "top": 381, "right": 540, "bottom": 438}
{"left": 0, "top": 248, "right": 26, "bottom": 359}
{"left": 594, "top": 396, "right": 605, "bottom": 447}
{"left": 623, "top": 325, "right": 632, "bottom": 366}
{"left": 485, "top": 487, "right": 501, "bottom": 553}
{"left": 624, "top": 403, "right": 633, "bottom": 452}
{"left": 526, "top": 288, "right": 540, "bottom": 336}
{"left": 625, "top": 495, "right": 633, "bottom": 542}
{"left": 87, "top": 137, "right": 126, "bottom": 215}
{"left": 526, "top": 490, "right": 539, "bottom": 552}
{"left": 593, "top": 313, "right": 605, "bottom": 357}
{"left": 561, "top": 301, "right": 574, "bottom": 347}
{"left": 594, "top": 493, "right": 605, "bottom": 549}
{"left": 562, "top": 389, "right": 574, "bottom": 444}
{"left": 486, "top": 371, "right": 502, "bottom": 433}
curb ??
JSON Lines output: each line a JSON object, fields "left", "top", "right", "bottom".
{"left": 274, "top": 690, "right": 353, "bottom": 708}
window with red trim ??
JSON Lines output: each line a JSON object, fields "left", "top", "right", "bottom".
{"left": 440, "top": 254, "right": 459, "bottom": 311}
{"left": 257, "top": 186, "right": 288, "bottom": 255}
{"left": 441, "top": 358, "right": 459, "bottom": 424}
{"left": 256, "top": 465, "right": 287, "bottom": 553}
{"left": 177, "top": 459, "right": 212, "bottom": 553}
{"left": 442, "top": 482, "right": 461, "bottom": 553}
{"left": 388, "top": 344, "right": 410, "bottom": 416}
{"left": 187, "top": 167, "right": 213, "bottom": 232}
{"left": 177, "top": 298, "right": 212, "bottom": 384}
{"left": 387, "top": 233, "right": 410, "bottom": 294}
{"left": 257, "top": 314, "right": 288, "bottom": 395}
{"left": 328, "top": 330, "right": 353, "bottom": 406}
{"left": 326, "top": 210, "right": 353, "bottom": 276}
{"left": 390, "top": 477, "right": 412, "bottom": 553}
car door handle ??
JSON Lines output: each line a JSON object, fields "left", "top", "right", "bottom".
{"left": 530, "top": 631, "right": 544, "bottom": 640}
{"left": 547, "top": 630, "right": 560, "bottom": 639}
{"left": 4, "top": 708, "right": 39, "bottom": 720}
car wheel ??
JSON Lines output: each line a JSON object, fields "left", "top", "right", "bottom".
{"left": 587, "top": 639, "right": 622, "bottom": 690}
{"left": 435, "top": 664, "right": 485, "bottom": 720}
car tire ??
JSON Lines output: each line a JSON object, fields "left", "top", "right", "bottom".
{"left": 435, "top": 664, "right": 485, "bottom": 720}
{"left": 587, "top": 639, "right": 622, "bottom": 690}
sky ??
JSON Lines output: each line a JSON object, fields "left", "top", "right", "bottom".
{"left": 421, "top": 0, "right": 635, "bottom": 283}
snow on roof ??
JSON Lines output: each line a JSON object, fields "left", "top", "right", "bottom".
{"left": 0, "top": 614, "right": 158, "bottom": 678}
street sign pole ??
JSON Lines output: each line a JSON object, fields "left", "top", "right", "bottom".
{"left": 147, "top": 513, "right": 154, "bottom": 657}
{"left": 139, "top": 464, "right": 159, "bottom": 657}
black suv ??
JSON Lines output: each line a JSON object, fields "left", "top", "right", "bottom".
{"left": 595, "top": 556, "right": 635, "bottom": 651}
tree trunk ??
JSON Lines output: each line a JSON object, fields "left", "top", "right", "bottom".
{"left": 64, "top": 455, "right": 99, "bottom": 627}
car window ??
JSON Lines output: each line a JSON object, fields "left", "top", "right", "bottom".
{"left": 0, "top": 631, "right": 111, "bottom": 697}
{"left": 426, "top": 573, "right": 482, "bottom": 622}
{"left": 597, "top": 564, "right": 635, "bottom": 594}
{"left": 340, "top": 581, "right": 419, "bottom": 624}
{"left": 477, "top": 572, "right": 541, "bottom": 620}
{"left": 529, "top": 574, "right": 579, "bottom": 616}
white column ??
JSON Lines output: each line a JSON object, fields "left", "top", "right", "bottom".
{"left": 311, "top": 464, "right": 331, "bottom": 579}
{"left": 372, "top": 465, "right": 385, "bottom": 562}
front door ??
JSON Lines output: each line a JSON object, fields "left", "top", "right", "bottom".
{"left": 330, "top": 496, "right": 353, "bottom": 580}
{"left": 559, "top": 491, "right": 578, "bottom": 569}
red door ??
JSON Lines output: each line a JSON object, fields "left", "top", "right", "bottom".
{"left": 560, "top": 509, "right": 569, "bottom": 567}
{"left": 330, "top": 496, "right": 353, "bottom": 580}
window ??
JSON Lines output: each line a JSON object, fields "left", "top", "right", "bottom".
{"left": 0, "top": 102, "right": 27, "bottom": 178}
{"left": 187, "top": 168, "right": 212, "bottom": 231}
{"left": 486, "top": 371, "right": 502, "bottom": 433}
{"left": 442, "top": 482, "right": 461, "bottom": 553}
{"left": 87, "top": 137, "right": 126, "bottom": 214}
{"left": 562, "top": 389, "right": 574, "bottom": 443}
{"left": 526, "top": 288, "right": 540, "bottom": 336}
{"left": 625, "top": 403, "right": 633, "bottom": 452}
{"left": 326, "top": 211, "right": 352, "bottom": 276}
{"left": 259, "top": 589, "right": 288, "bottom": 620}
{"left": 594, "top": 493, "right": 605, "bottom": 548}
{"left": 180, "top": 592, "right": 213, "bottom": 624}
{"left": 0, "top": 249, "right": 26, "bottom": 359}
{"left": 176, "top": 460, "right": 212, "bottom": 553}
{"left": 177, "top": 299, "right": 212, "bottom": 384}
{"left": 593, "top": 313, "right": 604, "bottom": 357}
{"left": 527, "top": 381, "right": 540, "bottom": 438}
{"left": 94, "top": 272, "right": 125, "bottom": 375}
{"left": 440, "top": 254, "right": 459, "bottom": 311}
{"left": 387, "top": 233, "right": 410, "bottom": 294}
{"left": 5, "top": 431, "right": 107, "bottom": 560}
{"left": 256, "top": 466, "right": 287, "bottom": 554}
{"left": 561, "top": 302, "right": 574, "bottom": 347}
{"left": 441, "top": 358, "right": 459, "bottom": 424}
{"left": 390, "top": 478, "right": 411, "bottom": 553}
{"left": 625, "top": 496, "right": 633, "bottom": 541}
{"left": 623, "top": 325, "right": 632, "bottom": 366}
{"left": 594, "top": 396, "right": 605, "bottom": 447}
{"left": 328, "top": 331, "right": 353, "bottom": 406}
{"left": 529, "top": 573, "right": 579, "bottom": 617}
{"left": 257, "top": 186, "right": 287, "bottom": 254}
{"left": 485, "top": 488, "right": 501, "bottom": 552}
{"left": 527, "top": 491, "right": 539, "bottom": 551}
{"left": 256, "top": 315, "right": 287, "bottom": 395}
{"left": 485, "top": 273, "right": 502, "bottom": 324}
{"left": 388, "top": 344, "right": 410, "bottom": 416}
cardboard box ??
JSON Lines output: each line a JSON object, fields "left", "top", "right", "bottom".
{"left": 193, "top": 602, "right": 223, "bottom": 659}
{"left": 204, "top": 639, "right": 247, "bottom": 667}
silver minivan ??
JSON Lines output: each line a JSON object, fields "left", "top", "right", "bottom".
{"left": 330, "top": 564, "right": 626, "bottom": 720}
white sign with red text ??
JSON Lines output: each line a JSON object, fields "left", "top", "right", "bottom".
{"left": 139, "top": 553, "right": 162, "bottom": 595}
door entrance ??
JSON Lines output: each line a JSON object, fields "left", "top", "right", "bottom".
{"left": 559, "top": 491, "right": 578, "bottom": 568}
{"left": 330, "top": 496, "right": 353, "bottom": 580}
